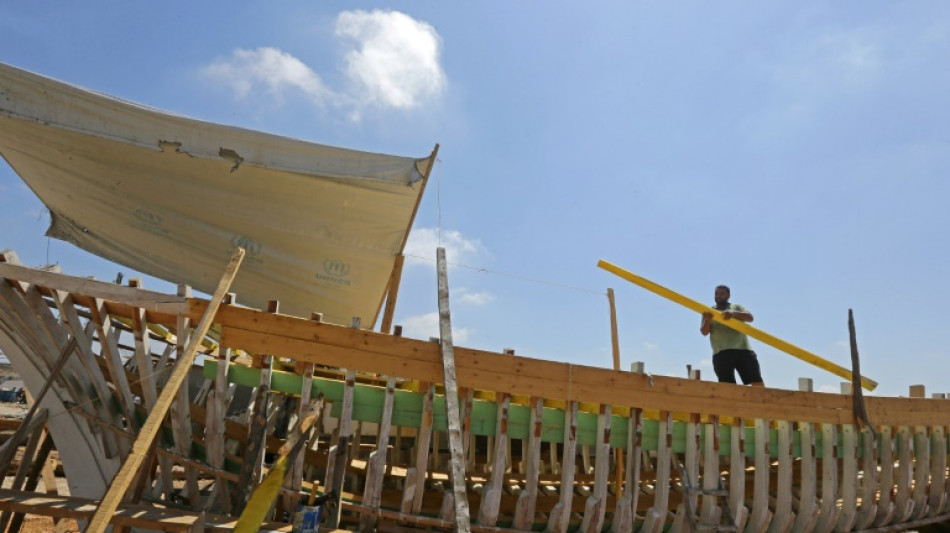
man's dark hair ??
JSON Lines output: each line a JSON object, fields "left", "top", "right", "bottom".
{"left": 716, "top": 284, "right": 730, "bottom": 297}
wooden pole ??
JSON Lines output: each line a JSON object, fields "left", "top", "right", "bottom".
{"left": 848, "top": 309, "right": 873, "bottom": 431}
{"left": 435, "top": 247, "right": 472, "bottom": 533}
{"left": 84, "top": 247, "right": 245, "bottom": 533}
{"left": 607, "top": 288, "right": 621, "bottom": 371}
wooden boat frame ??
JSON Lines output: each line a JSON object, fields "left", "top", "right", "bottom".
{"left": 1, "top": 249, "right": 949, "bottom": 533}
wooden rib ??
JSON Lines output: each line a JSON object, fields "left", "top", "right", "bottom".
{"left": 698, "top": 414, "right": 722, "bottom": 530}
{"left": 813, "top": 423, "right": 839, "bottom": 533}
{"left": 546, "top": 400, "right": 578, "bottom": 533}
{"left": 361, "top": 376, "right": 396, "bottom": 532}
{"left": 478, "top": 392, "right": 510, "bottom": 526}
{"left": 612, "top": 406, "right": 642, "bottom": 533}
{"left": 912, "top": 424, "right": 931, "bottom": 519}
{"left": 580, "top": 405, "right": 611, "bottom": 533}
{"left": 683, "top": 408, "right": 701, "bottom": 525}
{"left": 729, "top": 416, "right": 749, "bottom": 532}
{"left": 170, "top": 285, "right": 201, "bottom": 510}
{"left": 790, "top": 381, "right": 819, "bottom": 533}
{"left": 232, "top": 381, "right": 269, "bottom": 514}
{"left": 928, "top": 425, "right": 947, "bottom": 517}
{"left": 640, "top": 410, "right": 671, "bottom": 533}
{"left": 206, "top": 344, "right": 233, "bottom": 514}
{"left": 747, "top": 418, "right": 772, "bottom": 533}
{"left": 854, "top": 427, "right": 880, "bottom": 529}
{"left": 894, "top": 425, "right": 915, "bottom": 522}
{"left": 872, "top": 425, "right": 896, "bottom": 527}
{"left": 131, "top": 301, "right": 175, "bottom": 502}
{"left": 285, "top": 362, "right": 317, "bottom": 517}
{"left": 835, "top": 423, "right": 858, "bottom": 531}
{"left": 328, "top": 368, "right": 356, "bottom": 528}
{"left": 513, "top": 396, "right": 543, "bottom": 530}
{"left": 88, "top": 297, "right": 137, "bottom": 425}
{"left": 768, "top": 419, "right": 795, "bottom": 533}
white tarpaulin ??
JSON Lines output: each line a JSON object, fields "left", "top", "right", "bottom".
{"left": 0, "top": 62, "right": 433, "bottom": 323}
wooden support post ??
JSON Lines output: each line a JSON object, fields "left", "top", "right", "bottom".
{"left": 170, "top": 284, "right": 201, "bottom": 509}
{"left": 360, "top": 377, "right": 396, "bottom": 532}
{"left": 607, "top": 288, "right": 621, "bottom": 372}
{"left": 84, "top": 248, "right": 244, "bottom": 533}
{"left": 814, "top": 423, "right": 839, "bottom": 533}
{"left": 477, "top": 392, "right": 509, "bottom": 526}
{"left": 729, "top": 417, "right": 749, "bottom": 532}
{"left": 641, "top": 410, "right": 672, "bottom": 533}
{"left": 0, "top": 410, "right": 49, "bottom": 532}
{"left": 836, "top": 421, "right": 859, "bottom": 531}
{"left": 379, "top": 254, "right": 406, "bottom": 335}
{"left": 513, "top": 397, "right": 543, "bottom": 530}
{"left": 699, "top": 414, "right": 722, "bottom": 529}
{"left": 612, "top": 406, "right": 642, "bottom": 533}
{"left": 327, "top": 369, "right": 356, "bottom": 528}
{"left": 747, "top": 418, "right": 772, "bottom": 532}
{"left": 894, "top": 425, "right": 916, "bottom": 523}
{"left": 873, "top": 425, "right": 897, "bottom": 527}
{"left": 791, "top": 379, "right": 820, "bottom": 533}
{"left": 7, "top": 430, "right": 57, "bottom": 533}
{"left": 435, "top": 247, "right": 472, "bottom": 533}
{"left": 580, "top": 405, "right": 611, "bottom": 533}
{"left": 546, "top": 401, "right": 578, "bottom": 533}
{"left": 856, "top": 427, "right": 881, "bottom": 529}
{"left": 285, "top": 362, "right": 316, "bottom": 518}
{"left": 929, "top": 425, "right": 947, "bottom": 517}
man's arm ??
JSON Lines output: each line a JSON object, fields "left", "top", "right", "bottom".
{"left": 722, "top": 308, "right": 753, "bottom": 322}
{"left": 700, "top": 312, "right": 713, "bottom": 336}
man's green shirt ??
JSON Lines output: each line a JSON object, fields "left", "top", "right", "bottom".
{"left": 709, "top": 303, "right": 751, "bottom": 355}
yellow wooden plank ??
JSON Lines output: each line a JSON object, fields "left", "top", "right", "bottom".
{"left": 597, "top": 259, "right": 878, "bottom": 391}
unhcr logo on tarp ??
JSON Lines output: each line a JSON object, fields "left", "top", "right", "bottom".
{"left": 316, "top": 259, "right": 351, "bottom": 286}
{"left": 229, "top": 235, "right": 264, "bottom": 271}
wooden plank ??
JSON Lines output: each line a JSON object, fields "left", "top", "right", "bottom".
{"left": 216, "top": 317, "right": 887, "bottom": 426}
{"left": 0, "top": 411, "right": 49, "bottom": 532}
{"left": 814, "top": 423, "right": 839, "bottom": 533}
{"left": 435, "top": 247, "right": 473, "bottom": 532}
{"left": 84, "top": 247, "right": 244, "bottom": 533}
{"left": 207, "top": 343, "right": 234, "bottom": 514}
{"left": 89, "top": 297, "right": 138, "bottom": 426}
{"left": 0, "top": 261, "right": 188, "bottom": 312}
{"left": 478, "top": 392, "right": 510, "bottom": 526}
{"left": 597, "top": 259, "right": 877, "bottom": 390}
{"left": 768, "top": 419, "right": 795, "bottom": 533}
{"left": 360, "top": 376, "right": 396, "bottom": 532}
{"left": 855, "top": 427, "right": 880, "bottom": 529}
{"left": 7, "top": 429, "right": 57, "bottom": 533}
{"left": 545, "top": 400, "right": 578, "bottom": 533}
{"left": 513, "top": 396, "right": 543, "bottom": 530}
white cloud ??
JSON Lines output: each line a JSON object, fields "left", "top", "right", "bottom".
{"left": 817, "top": 384, "right": 840, "bottom": 394}
{"left": 204, "top": 47, "right": 333, "bottom": 104}
{"left": 399, "top": 312, "right": 472, "bottom": 344}
{"left": 404, "top": 227, "right": 488, "bottom": 267}
{"left": 336, "top": 10, "right": 446, "bottom": 110}
{"left": 456, "top": 288, "right": 494, "bottom": 306}
{"left": 202, "top": 10, "right": 445, "bottom": 120}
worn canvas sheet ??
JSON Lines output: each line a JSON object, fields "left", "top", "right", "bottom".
{"left": 0, "top": 62, "right": 431, "bottom": 323}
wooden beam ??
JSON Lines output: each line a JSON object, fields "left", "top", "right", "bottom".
{"left": 84, "top": 247, "right": 245, "bottom": 533}
{"left": 435, "top": 247, "right": 472, "bottom": 533}
{"left": 379, "top": 254, "right": 406, "bottom": 335}
{"left": 607, "top": 288, "right": 620, "bottom": 371}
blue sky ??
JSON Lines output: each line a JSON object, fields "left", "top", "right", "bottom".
{"left": 2, "top": 3, "right": 949, "bottom": 397}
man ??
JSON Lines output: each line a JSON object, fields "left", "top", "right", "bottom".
{"left": 700, "top": 285, "right": 764, "bottom": 386}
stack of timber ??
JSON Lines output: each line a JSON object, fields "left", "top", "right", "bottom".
{"left": 1, "top": 252, "right": 950, "bottom": 532}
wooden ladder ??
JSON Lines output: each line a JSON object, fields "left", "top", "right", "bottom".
{"left": 675, "top": 453, "right": 738, "bottom": 532}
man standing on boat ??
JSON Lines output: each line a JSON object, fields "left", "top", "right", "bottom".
{"left": 700, "top": 285, "right": 765, "bottom": 386}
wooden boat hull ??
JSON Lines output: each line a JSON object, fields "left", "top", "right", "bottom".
{"left": 1, "top": 254, "right": 950, "bottom": 532}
